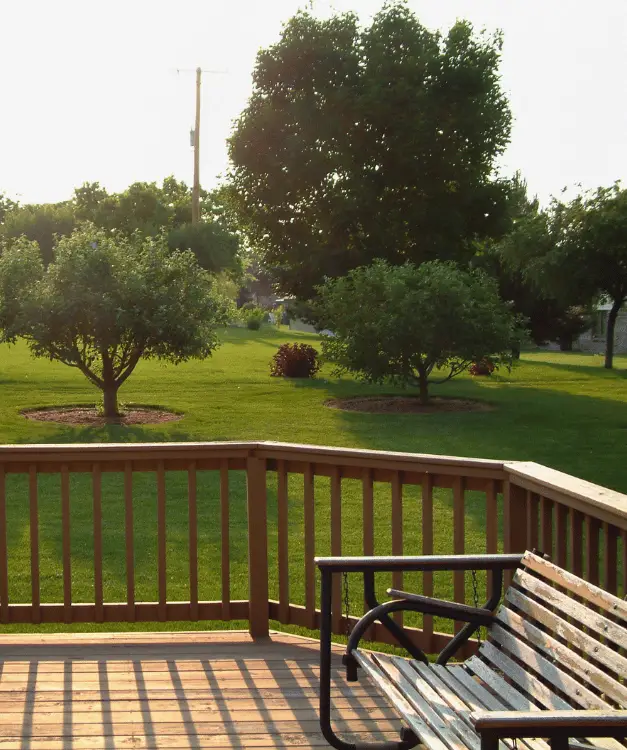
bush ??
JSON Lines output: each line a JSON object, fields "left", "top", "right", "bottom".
{"left": 247, "top": 317, "right": 262, "bottom": 330}
{"left": 468, "top": 358, "right": 496, "bottom": 376}
{"left": 242, "top": 305, "right": 266, "bottom": 330}
{"left": 270, "top": 343, "right": 321, "bottom": 378}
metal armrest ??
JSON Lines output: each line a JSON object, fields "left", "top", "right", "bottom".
{"left": 471, "top": 710, "right": 627, "bottom": 750}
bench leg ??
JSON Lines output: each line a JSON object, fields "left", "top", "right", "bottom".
{"left": 320, "top": 570, "right": 420, "bottom": 750}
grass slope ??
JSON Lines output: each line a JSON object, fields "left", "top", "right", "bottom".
{"left": 0, "top": 327, "right": 625, "bottom": 636}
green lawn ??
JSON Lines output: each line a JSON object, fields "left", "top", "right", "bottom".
{"left": 1, "top": 327, "right": 625, "bottom": 636}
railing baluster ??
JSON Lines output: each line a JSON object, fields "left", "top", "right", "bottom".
{"left": 0, "top": 466, "right": 8, "bottom": 624}
{"left": 526, "top": 491, "right": 539, "bottom": 550}
{"left": 362, "top": 468, "right": 375, "bottom": 639}
{"left": 485, "top": 480, "right": 498, "bottom": 597}
{"left": 220, "top": 460, "right": 231, "bottom": 621}
{"left": 540, "top": 496, "right": 553, "bottom": 557}
{"left": 585, "top": 516, "right": 600, "bottom": 585}
{"left": 453, "top": 476, "right": 465, "bottom": 632}
{"left": 247, "top": 454, "right": 269, "bottom": 638}
{"left": 124, "top": 462, "right": 135, "bottom": 622}
{"left": 277, "top": 460, "right": 289, "bottom": 624}
{"left": 304, "top": 463, "right": 316, "bottom": 629}
{"left": 157, "top": 461, "right": 167, "bottom": 622}
{"left": 555, "top": 503, "right": 568, "bottom": 568}
{"left": 29, "top": 464, "right": 40, "bottom": 624}
{"left": 188, "top": 461, "right": 198, "bottom": 621}
{"left": 503, "top": 481, "right": 526, "bottom": 587}
{"left": 569, "top": 507, "right": 583, "bottom": 577}
{"left": 61, "top": 465, "right": 71, "bottom": 624}
{"left": 602, "top": 522, "right": 618, "bottom": 595}
{"left": 421, "top": 474, "right": 434, "bottom": 644}
{"left": 391, "top": 472, "right": 403, "bottom": 627}
{"left": 330, "top": 466, "right": 342, "bottom": 634}
{"left": 92, "top": 464, "right": 103, "bottom": 623}
{"left": 622, "top": 529, "right": 627, "bottom": 599}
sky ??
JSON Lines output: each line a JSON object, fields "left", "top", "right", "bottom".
{"left": 1, "top": 0, "right": 626, "bottom": 207}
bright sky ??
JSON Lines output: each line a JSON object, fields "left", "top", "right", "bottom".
{"left": 1, "top": 0, "right": 625, "bottom": 206}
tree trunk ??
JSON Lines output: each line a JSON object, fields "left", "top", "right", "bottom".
{"left": 604, "top": 299, "right": 623, "bottom": 369}
{"left": 418, "top": 374, "right": 429, "bottom": 404}
{"left": 559, "top": 336, "right": 573, "bottom": 352}
{"left": 102, "top": 382, "right": 120, "bottom": 418}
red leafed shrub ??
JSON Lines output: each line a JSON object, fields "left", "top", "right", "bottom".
{"left": 469, "top": 358, "right": 496, "bottom": 376}
{"left": 270, "top": 343, "right": 321, "bottom": 378}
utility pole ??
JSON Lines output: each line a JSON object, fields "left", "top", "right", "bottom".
{"left": 192, "top": 67, "right": 202, "bottom": 224}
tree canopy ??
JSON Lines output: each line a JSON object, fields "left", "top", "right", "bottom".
{"left": 317, "top": 259, "right": 523, "bottom": 402}
{"left": 500, "top": 183, "right": 627, "bottom": 368}
{"left": 1, "top": 178, "right": 241, "bottom": 275}
{"left": 0, "top": 225, "right": 230, "bottom": 417}
{"left": 227, "top": 2, "right": 512, "bottom": 299}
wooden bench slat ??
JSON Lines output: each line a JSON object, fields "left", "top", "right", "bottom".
{"left": 474, "top": 644, "right": 573, "bottom": 711}
{"left": 489, "top": 621, "right": 612, "bottom": 710}
{"left": 505, "top": 586, "right": 627, "bottom": 686}
{"left": 496, "top": 606, "right": 627, "bottom": 708}
{"left": 352, "top": 651, "right": 452, "bottom": 750}
{"left": 464, "top": 657, "right": 541, "bottom": 712}
{"left": 368, "top": 654, "right": 474, "bottom": 750}
{"left": 513, "top": 569, "right": 627, "bottom": 650}
{"left": 521, "top": 553, "right": 627, "bottom": 624}
{"left": 434, "top": 667, "right": 550, "bottom": 750}
{"left": 392, "top": 659, "right": 481, "bottom": 750}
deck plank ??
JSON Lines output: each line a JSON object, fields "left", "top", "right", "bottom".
{"left": 0, "top": 630, "right": 401, "bottom": 748}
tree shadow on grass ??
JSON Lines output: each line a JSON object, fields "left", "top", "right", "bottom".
{"left": 13, "top": 425, "right": 230, "bottom": 444}
{"left": 523, "top": 358, "right": 627, "bottom": 380}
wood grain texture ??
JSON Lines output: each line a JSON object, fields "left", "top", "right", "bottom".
{"left": 277, "top": 460, "right": 289, "bottom": 624}
{"left": 0, "top": 631, "right": 400, "bottom": 749}
{"left": 0, "top": 465, "right": 8, "bottom": 624}
{"left": 303, "top": 463, "right": 316, "bottom": 630}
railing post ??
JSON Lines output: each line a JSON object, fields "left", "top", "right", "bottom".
{"left": 247, "top": 454, "right": 269, "bottom": 638}
{"left": 503, "top": 478, "right": 528, "bottom": 586}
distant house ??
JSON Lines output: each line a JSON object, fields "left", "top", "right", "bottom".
{"left": 577, "top": 302, "right": 627, "bottom": 354}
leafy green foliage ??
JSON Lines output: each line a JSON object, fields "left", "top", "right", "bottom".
{"left": 0, "top": 202, "right": 76, "bottom": 266}
{"left": 227, "top": 2, "right": 511, "bottom": 299}
{"left": 0, "top": 177, "right": 241, "bottom": 276}
{"left": 270, "top": 342, "right": 321, "bottom": 378}
{"left": 0, "top": 225, "right": 230, "bottom": 416}
{"left": 318, "top": 260, "right": 523, "bottom": 402}
{"left": 242, "top": 305, "right": 267, "bottom": 330}
{"left": 500, "top": 183, "right": 627, "bottom": 368}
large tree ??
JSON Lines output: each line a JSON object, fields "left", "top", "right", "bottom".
{"left": 227, "top": 2, "right": 512, "bottom": 299}
{"left": 317, "top": 260, "right": 523, "bottom": 403}
{"left": 0, "top": 225, "right": 230, "bottom": 417}
{"left": 500, "top": 184, "right": 627, "bottom": 368}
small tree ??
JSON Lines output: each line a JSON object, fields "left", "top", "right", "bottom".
{"left": 317, "top": 260, "right": 523, "bottom": 403}
{"left": 0, "top": 225, "right": 230, "bottom": 417}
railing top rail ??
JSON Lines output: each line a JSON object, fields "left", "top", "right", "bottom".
{"left": 0, "top": 440, "right": 507, "bottom": 471}
{"left": 505, "top": 461, "right": 627, "bottom": 526}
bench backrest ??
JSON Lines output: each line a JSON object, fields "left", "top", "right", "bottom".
{"left": 477, "top": 551, "right": 627, "bottom": 710}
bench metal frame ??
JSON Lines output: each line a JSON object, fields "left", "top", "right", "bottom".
{"left": 317, "top": 553, "right": 627, "bottom": 750}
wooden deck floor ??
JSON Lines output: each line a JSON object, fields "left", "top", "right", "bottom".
{"left": 0, "top": 630, "right": 401, "bottom": 749}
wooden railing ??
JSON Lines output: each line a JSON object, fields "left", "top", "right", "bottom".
{"left": 0, "top": 441, "right": 625, "bottom": 654}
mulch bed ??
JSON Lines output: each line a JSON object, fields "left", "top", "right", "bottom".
{"left": 324, "top": 396, "right": 493, "bottom": 414}
{"left": 23, "top": 406, "right": 182, "bottom": 426}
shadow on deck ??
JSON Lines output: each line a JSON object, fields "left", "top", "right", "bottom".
{"left": 0, "top": 631, "right": 400, "bottom": 749}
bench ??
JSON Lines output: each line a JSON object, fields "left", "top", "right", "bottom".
{"left": 316, "top": 551, "right": 627, "bottom": 750}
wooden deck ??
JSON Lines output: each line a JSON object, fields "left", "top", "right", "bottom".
{"left": 0, "top": 630, "right": 401, "bottom": 749}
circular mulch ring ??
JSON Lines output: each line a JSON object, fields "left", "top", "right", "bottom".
{"left": 324, "top": 396, "right": 494, "bottom": 414}
{"left": 22, "top": 405, "right": 183, "bottom": 426}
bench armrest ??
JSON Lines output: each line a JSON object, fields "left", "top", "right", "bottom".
{"left": 315, "top": 553, "right": 523, "bottom": 574}
{"left": 470, "top": 710, "right": 627, "bottom": 739}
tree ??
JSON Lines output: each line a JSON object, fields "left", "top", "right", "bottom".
{"left": 227, "top": 2, "right": 512, "bottom": 299}
{"left": 317, "top": 260, "right": 523, "bottom": 403}
{"left": 0, "top": 193, "right": 18, "bottom": 223}
{"left": 1, "top": 178, "right": 241, "bottom": 275}
{"left": 0, "top": 225, "right": 230, "bottom": 417}
{"left": 500, "top": 184, "right": 627, "bottom": 369}
{"left": 0, "top": 202, "right": 76, "bottom": 265}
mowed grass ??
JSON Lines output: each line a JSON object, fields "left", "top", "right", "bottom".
{"left": 1, "top": 327, "right": 626, "bottom": 636}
